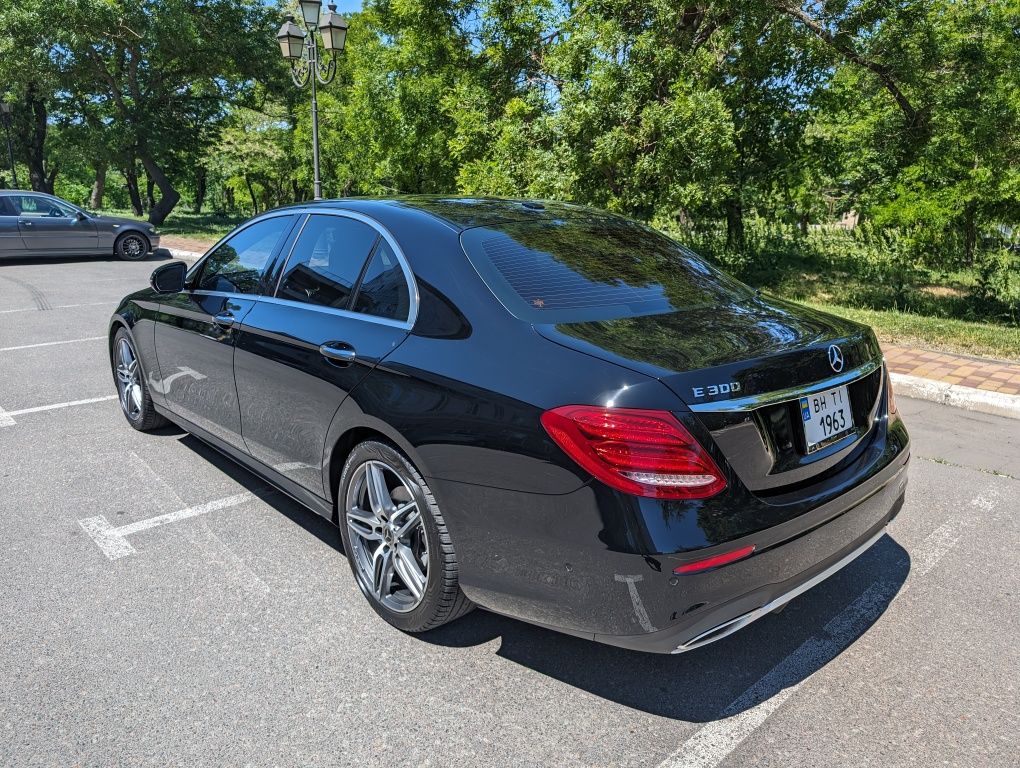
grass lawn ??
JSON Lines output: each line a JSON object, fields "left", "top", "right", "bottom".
{"left": 798, "top": 301, "right": 1020, "bottom": 362}
{"left": 100, "top": 208, "right": 245, "bottom": 242}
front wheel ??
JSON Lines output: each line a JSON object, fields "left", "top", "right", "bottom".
{"left": 111, "top": 328, "right": 167, "bottom": 431}
{"left": 338, "top": 440, "right": 473, "bottom": 633}
{"left": 115, "top": 231, "right": 150, "bottom": 261}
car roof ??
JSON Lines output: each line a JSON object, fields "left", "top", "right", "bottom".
{"left": 275, "top": 195, "right": 609, "bottom": 232}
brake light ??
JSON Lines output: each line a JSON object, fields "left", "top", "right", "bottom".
{"left": 673, "top": 544, "right": 755, "bottom": 574}
{"left": 885, "top": 365, "right": 898, "bottom": 414}
{"left": 540, "top": 405, "right": 727, "bottom": 499}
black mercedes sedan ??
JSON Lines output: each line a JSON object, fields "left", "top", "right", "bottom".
{"left": 0, "top": 190, "right": 158, "bottom": 260}
{"left": 108, "top": 197, "right": 909, "bottom": 654}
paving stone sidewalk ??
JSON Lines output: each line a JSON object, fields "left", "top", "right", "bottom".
{"left": 159, "top": 234, "right": 212, "bottom": 256}
{"left": 883, "top": 343, "right": 1020, "bottom": 396}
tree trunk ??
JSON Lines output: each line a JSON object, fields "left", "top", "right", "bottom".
{"left": 89, "top": 162, "right": 107, "bottom": 209}
{"left": 24, "top": 83, "right": 51, "bottom": 193}
{"left": 194, "top": 167, "right": 207, "bottom": 213}
{"left": 291, "top": 178, "right": 303, "bottom": 203}
{"left": 244, "top": 175, "right": 258, "bottom": 216}
{"left": 226, "top": 186, "right": 235, "bottom": 210}
{"left": 725, "top": 199, "right": 744, "bottom": 252}
{"left": 124, "top": 165, "right": 143, "bottom": 216}
{"left": 145, "top": 175, "right": 156, "bottom": 211}
{"left": 963, "top": 201, "right": 977, "bottom": 267}
{"left": 799, "top": 211, "right": 809, "bottom": 237}
{"left": 137, "top": 147, "right": 180, "bottom": 226}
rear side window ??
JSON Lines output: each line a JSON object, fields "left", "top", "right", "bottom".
{"left": 276, "top": 214, "right": 379, "bottom": 309}
{"left": 198, "top": 216, "right": 294, "bottom": 295}
{"left": 351, "top": 240, "right": 411, "bottom": 321}
{"left": 460, "top": 217, "right": 753, "bottom": 323}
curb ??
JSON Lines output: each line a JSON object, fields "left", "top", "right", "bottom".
{"left": 891, "top": 372, "right": 1020, "bottom": 421}
{"left": 164, "top": 248, "right": 204, "bottom": 263}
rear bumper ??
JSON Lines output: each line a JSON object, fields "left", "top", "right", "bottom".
{"left": 433, "top": 437, "right": 909, "bottom": 654}
{"left": 598, "top": 447, "right": 908, "bottom": 653}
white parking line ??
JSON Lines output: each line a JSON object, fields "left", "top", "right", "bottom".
{"left": 78, "top": 492, "right": 255, "bottom": 560}
{"left": 0, "top": 301, "right": 112, "bottom": 314}
{"left": 658, "top": 489, "right": 1002, "bottom": 768}
{"left": 0, "top": 395, "right": 119, "bottom": 426}
{"left": 660, "top": 580, "right": 899, "bottom": 768}
{"left": 0, "top": 336, "right": 105, "bottom": 352}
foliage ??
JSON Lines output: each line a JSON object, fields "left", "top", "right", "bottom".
{"left": 1, "top": 0, "right": 1017, "bottom": 331}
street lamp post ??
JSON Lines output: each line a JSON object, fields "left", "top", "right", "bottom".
{"left": 0, "top": 101, "right": 17, "bottom": 189}
{"left": 277, "top": 2, "right": 349, "bottom": 201}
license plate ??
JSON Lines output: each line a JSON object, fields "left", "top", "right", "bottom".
{"left": 799, "top": 385, "right": 854, "bottom": 453}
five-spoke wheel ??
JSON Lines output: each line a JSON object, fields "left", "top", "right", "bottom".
{"left": 115, "top": 337, "right": 143, "bottom": 421}
{"left": 345, "top": 460, "right": 429, "bottom": 612}
{"left": 338, "top": 441, "right": 473, "bottom": 632}
{"left": 110, "top": 328, "right": 166, "bottom": 431}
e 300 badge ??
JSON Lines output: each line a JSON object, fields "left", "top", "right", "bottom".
{"left": 691, "top": 381, "right": 742, "bottom": 399}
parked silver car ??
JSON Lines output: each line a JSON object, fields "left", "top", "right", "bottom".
{"left": 0, "top": 190, "right": 159, "bottom": 260}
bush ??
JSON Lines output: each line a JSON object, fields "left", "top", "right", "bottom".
{"left": 664, "top": 218, "right": 1019, "bottom": 328}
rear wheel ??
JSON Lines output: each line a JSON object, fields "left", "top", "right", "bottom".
{"left": 112, "top": 328, "right": 167, "bottom": 431}
{"left": 115, "top": 231, "right": 150, "bottom": 261}
{"left": 338, "top": 440, "right": 472, "bottom": 632}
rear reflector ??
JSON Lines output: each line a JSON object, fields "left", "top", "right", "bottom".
{"left": 885, "top": 364, "right": 898, "bottom": 414}
{"left": 673, "top": 544, "right": 755, "bottom": 574}
{"left": 540, "top": 405, "right": 727, "bottom": 499}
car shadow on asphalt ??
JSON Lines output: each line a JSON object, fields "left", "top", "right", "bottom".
{"left": 174, "top": 432, "right": 344, "bottom": 554}
{"left": 417, "top": 534, "right": 910, "bottom": 722}
{"left": 171, "top": 429, "right": 908, "bottom": 723}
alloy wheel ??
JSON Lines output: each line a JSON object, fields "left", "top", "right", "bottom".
{"left": 121, "top": 234, "right": 145, "bottom": 258}
{"left": 345, "top": 460, "right": 429, "bottom": 613}
{"left": 115, "top": 338, "right": 143, "bottom": 421}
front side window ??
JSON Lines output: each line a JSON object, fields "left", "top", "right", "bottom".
{"left": 197, "top": 216, "right": 294, "bottom": 295}
{"left": 352, "top": 240, "right": 411, "bottom": 321}
{"left": 276, "top": 215, "right": 379, "bottom": 309}
{"left": 10, "top": 195, "right": 76, "bottom": 217}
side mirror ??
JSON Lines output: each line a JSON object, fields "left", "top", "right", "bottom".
{"left": 150, "top": 260, "right": 187, "bottom": 294}
{"left": 76, "top": 211, "right": 87, "bottom": 221}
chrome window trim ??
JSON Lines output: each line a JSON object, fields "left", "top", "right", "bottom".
{"left": 270, "top": 207, "right": 419, "bottom": 329}
{"left": 255, "top": 294, "right": 414, "bottom": 330}
{"left": 687, "top": 358, "right": 883, "bottom": 413}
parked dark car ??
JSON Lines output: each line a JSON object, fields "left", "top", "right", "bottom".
{"left": 0, "top": 190, "right": 158, "bottom": 260}
{"left": 108, "top": 197, "right": 909, "bottom": 653}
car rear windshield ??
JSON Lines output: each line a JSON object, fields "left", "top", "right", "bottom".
{"left": 459, "top": 216, "right": 753, "bottom": 323}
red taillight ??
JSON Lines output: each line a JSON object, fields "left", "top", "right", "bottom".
{"left": 540, "top": 405, "right": 727, "bottom": 499}
{"left": 885, "top": 365, "right": 898, "bottom": 414}
{"left": 673, "top": 544, "right": 755, "bottom": 574}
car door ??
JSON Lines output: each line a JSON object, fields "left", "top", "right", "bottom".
{"left": 12, "top": 194, "right": 98, "bottom": 252}
{"left": 0, "top": 196, "right": 23, "bottom": 256}
{"left": 153, "top": 214, "right": 298, "bottom": 451}
{"left": 234, "top": 211, "right": 415, "bottom": 496}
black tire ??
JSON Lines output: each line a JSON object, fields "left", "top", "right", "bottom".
{"left": 115, "top": 231, "right": 150, "bottom": 261}
{"left": 111, "top": 328, "right": 167, "bottom": 431}
{"left": 338, "top": 440, "right": 473, "bottom": 633}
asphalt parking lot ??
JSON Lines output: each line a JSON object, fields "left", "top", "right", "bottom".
{"left": 1, "top": 254, "right": 1018, "bottom": 768}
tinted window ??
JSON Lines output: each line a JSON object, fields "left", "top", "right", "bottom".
{"left": 352, "top": 241, "right": 411, "bottom": 321}
{"left": 276, "top": 215, "right": 379, "bottom": 309}
{"left": 197, "top": 216, "right": 293, "bottom": 295}
{"left": 460, "top": 217, "right": 753, "bottom": 323}
{"left": 9, "top": 195, "right": 75, "bottom": 217}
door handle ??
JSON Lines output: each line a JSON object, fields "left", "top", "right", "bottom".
{"left": 22, "top": 221, "right": 33, "bottom": 227}
{"left": 319, "top": 342, "right": 357, "bottom": 365}
{"left": 212, "top": 312, "right": 235, "bottom": 329}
